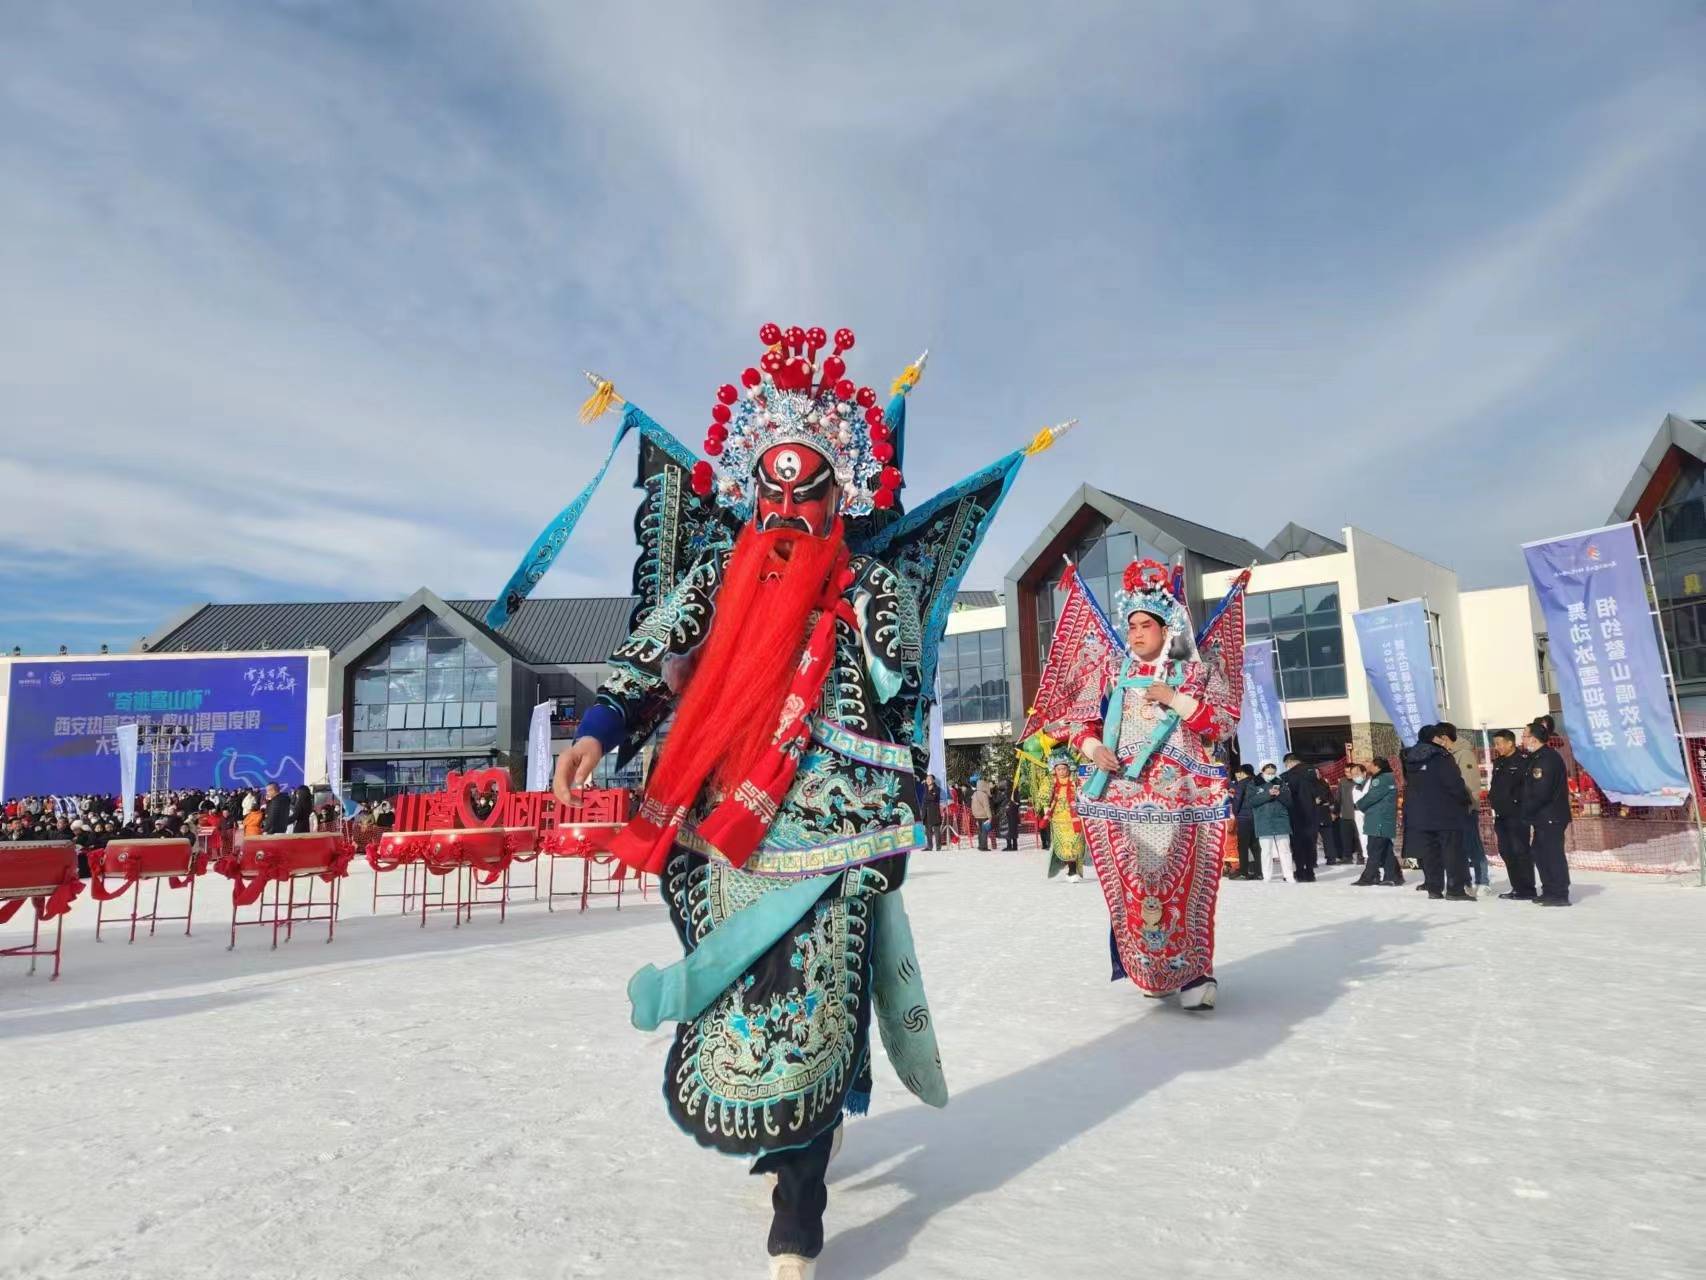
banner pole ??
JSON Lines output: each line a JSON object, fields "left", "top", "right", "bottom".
{"left": 1631, "top": 519, "right": 1706, "bottom": 886}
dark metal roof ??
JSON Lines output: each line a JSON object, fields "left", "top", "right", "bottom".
{"left": 445, "top": 597, "right": 636, "bottom": 665}
{"left": 954, "top": 590, "right": 1001, "bottom": 609}
{"left": 1100, "top": 492, "right": 1273, "bottom": 569}
{"left": 149, "top": 596, "right": 639, "bottom": 666}
{"left": 1264, "top": 522, "right": 1347, "bottom": 560}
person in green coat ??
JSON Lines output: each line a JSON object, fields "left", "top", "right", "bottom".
{"left": 1248, "top": 762, "right": 1295, "bottom": 881}
{"left": 1353, "top": 758, "right": 1402, "bottom": 885}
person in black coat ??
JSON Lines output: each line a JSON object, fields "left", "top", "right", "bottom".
{"left": 1519, "top": 718, "right": 1572, "bottom": 906}
{"left": 1489, "top": 730, "right": 1535, "bottom": 900}
{"left": 1280, "top": 754, "right": 1319, "bottom": 881}
{"left": 1315, "top": 773, "right": 1344, "bottom": 865}
{"left": 290, "top": 784, "right": 314, "bottom": 834}
{"left": 1230, "top": 765, "right": 1261, "bottom": 879}
{"left": 1400, "top": 727, "right": 1475, "bottom": 899}
{"left": 262, "top": 783, "right": 292, "bottom": 836}
{"left": 920, "top": 777, "right": 945, "bottom": 851}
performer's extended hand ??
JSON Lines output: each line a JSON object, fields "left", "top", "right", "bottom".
{"left": 554, "top": 738, "right": 605, "bottom": 805}
{"left": 1089, "top": 744, "right": 1121, "bottom": 773}
{"left": 1142, "top": 683, "right": 1176, "bottom": 707}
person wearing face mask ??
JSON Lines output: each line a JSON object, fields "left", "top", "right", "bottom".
{"left": 1352, "top": 758, "right": 1401, "bottom": 885}
{"left": 1027, "top": 558, "right": 1249, "bottom": 1010}
{"left": 1249, "top": 762, "right": 1295, "bottom": 881}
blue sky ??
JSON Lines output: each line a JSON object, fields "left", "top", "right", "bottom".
{"left": 5, "top": 1, "right": 1704, "bottom": 655}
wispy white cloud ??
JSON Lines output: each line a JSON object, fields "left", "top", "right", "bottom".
{"left": 3, "top": 0, "right": 1704, "bottom": 655}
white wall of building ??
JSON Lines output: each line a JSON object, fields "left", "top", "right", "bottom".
{"left": 0, "top": 649, "right": 333, "bottom": 798}
{"left": 1203, "top": 527, "right": 1541, "bottom": 738}
{"left": 1204, "top": 551, "right": 1360, "bottom": 728}
{"left": 1458, "top": 586, "right": 1550, "bottom": 732}
{"left": 943, "top": 603, "right": 1011, "bottom": 744}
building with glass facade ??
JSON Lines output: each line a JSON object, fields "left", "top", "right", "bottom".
{"left": 134, "top": 588, "right": 640, "bottom": 801}
{"left": 1611, "top": 413, "right": 1706, "bottom": 730}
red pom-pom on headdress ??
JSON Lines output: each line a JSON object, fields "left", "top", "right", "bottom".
{"left": 1123, "top": 558, "right": 1173, "bottom": 594}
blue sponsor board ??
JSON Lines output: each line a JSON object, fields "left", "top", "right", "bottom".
{"left": 6, "top": 656, "right": 308, "bottom": 799}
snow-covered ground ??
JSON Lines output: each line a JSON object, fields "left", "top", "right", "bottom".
{"left": 2, "top": 852, "right": 1702, "bottom": 1280}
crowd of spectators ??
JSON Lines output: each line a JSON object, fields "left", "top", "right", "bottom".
{"left": 1, "top": 784, "right": 392, "bottom": 874}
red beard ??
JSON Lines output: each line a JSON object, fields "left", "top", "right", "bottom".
{"left": 644, "top": 519, "right": 849, "bottom": 812}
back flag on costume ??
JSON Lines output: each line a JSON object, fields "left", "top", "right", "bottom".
{"left": 1238, "top": 637, "right": 1288, "bottom": 770}
{"left": 1350, "top": 599, "right": 1439, "bottom": 744}
{"left": 1524, "top": 522, "right": 1689, "bottom": 806}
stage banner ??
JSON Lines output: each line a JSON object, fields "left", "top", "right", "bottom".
{"left": 117, "top": 722, "right": 139, "bottom": 819}
{"left": 1350, "top": 599, "right": 1440, "bottom": 744}
{"left": 527, "top": 701, "right": 554, "bottom": 793}
{"left": 1524, "top": 522, "right": 1690, "bottom": 806}
{"left": 5, "top": 655, "right": 309, "bottom": 800}
{"left": 324, "top": 713, "right": 344, "bottom": 800}
{"left": 1237, "top": 637, "right": 1289, "bottom": 770}
{"left": 927, "top": 675, "right": 949, "bottom": 796}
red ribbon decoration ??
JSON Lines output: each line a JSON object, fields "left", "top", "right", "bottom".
{"left": 1, "top": 870, "right": 86, "bottom": 922}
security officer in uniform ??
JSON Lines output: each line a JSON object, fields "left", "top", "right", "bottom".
{"left": 1520, "top": 718, "right": 1572, "bottom": 906}
{"left": 1489, "top": 729, "right": 1534, "bottom": 900}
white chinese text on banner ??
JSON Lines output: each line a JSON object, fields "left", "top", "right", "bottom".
{"left": 1350, "top": 600, "right": 1440, "bottom": 744}
{"left": 1523, "top": 522, "right": 1689, "bottom": 806}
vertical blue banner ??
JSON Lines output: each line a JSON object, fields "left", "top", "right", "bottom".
{"left": 117, "top": 722, "right": 139, "bottom": 820}
{"left": 1523, "top": 522, "right": 1689, "bottom": 806}
{"left": 1350, "top": 599, "right": 1441, "bottom": 744}
{"left": 1238, "top": 638, "right": 1289, "bottom": 770}
{"left": 325, "top": 713, "right": 344, "bottom": 800}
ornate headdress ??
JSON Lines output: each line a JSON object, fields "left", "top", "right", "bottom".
{"left": 1114, "top": 558, "right": 1188, "bottom": 634}
{"left": 687, "top": 323, "right": 905, "bottom": 519}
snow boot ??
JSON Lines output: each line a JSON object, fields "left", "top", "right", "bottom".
{"left": 1179, "top": 976, "right": 1217, "bottom": 1011}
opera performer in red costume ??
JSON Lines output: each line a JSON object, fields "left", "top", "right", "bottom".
{"left": 486, "top": 324, "right": 1076, "bottom": 1278}
{"left": 1024, "top": 558, "right": 1248, "bottom": 1010}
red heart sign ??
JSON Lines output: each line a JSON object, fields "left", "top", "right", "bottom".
{"left": 448, "top": 767, "right": 512, "bottom": 829}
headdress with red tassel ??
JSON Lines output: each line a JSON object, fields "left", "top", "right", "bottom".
{"left": 685, "top": 323, "right": 901, "bottom": 517}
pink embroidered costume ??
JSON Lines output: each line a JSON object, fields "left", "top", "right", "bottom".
{"left": 1024, "top": 560, "right": 1248, "bottom": 1009}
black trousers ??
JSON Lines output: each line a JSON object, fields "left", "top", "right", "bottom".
{"left": 755, "top": 1123, "right": 839, "bottom": 1259}
{"left": 1290, "top": 827, "right": 1318, "bottom": 880}
{"left": 1494, "top": 815, "right": 1535, "bottom": 897}
{"left": 1319, "top": 821, "right": 1343, "bottom": 864}
{"left": 1357, "top": 835, "right": 1401, "bottom": 883}
{"left": 1236, "top": 821, "right": 1260, "bottom": 877}
{"left": 1413, "top": 828, "right": 1467, "bottom": 894}
{"left": 1530, "top": 818, "right": 1572, "bottom": 901}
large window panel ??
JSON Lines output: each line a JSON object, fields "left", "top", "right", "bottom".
{"left": 1269, "top": 589, "right": 1306, "bottom": 630}
{"left": 388, "top": 671, "right": 424, "bottom": 702}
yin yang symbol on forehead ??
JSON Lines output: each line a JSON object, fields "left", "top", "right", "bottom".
{"left": 771, "top": 449, "right": 804, "bottom": 482}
